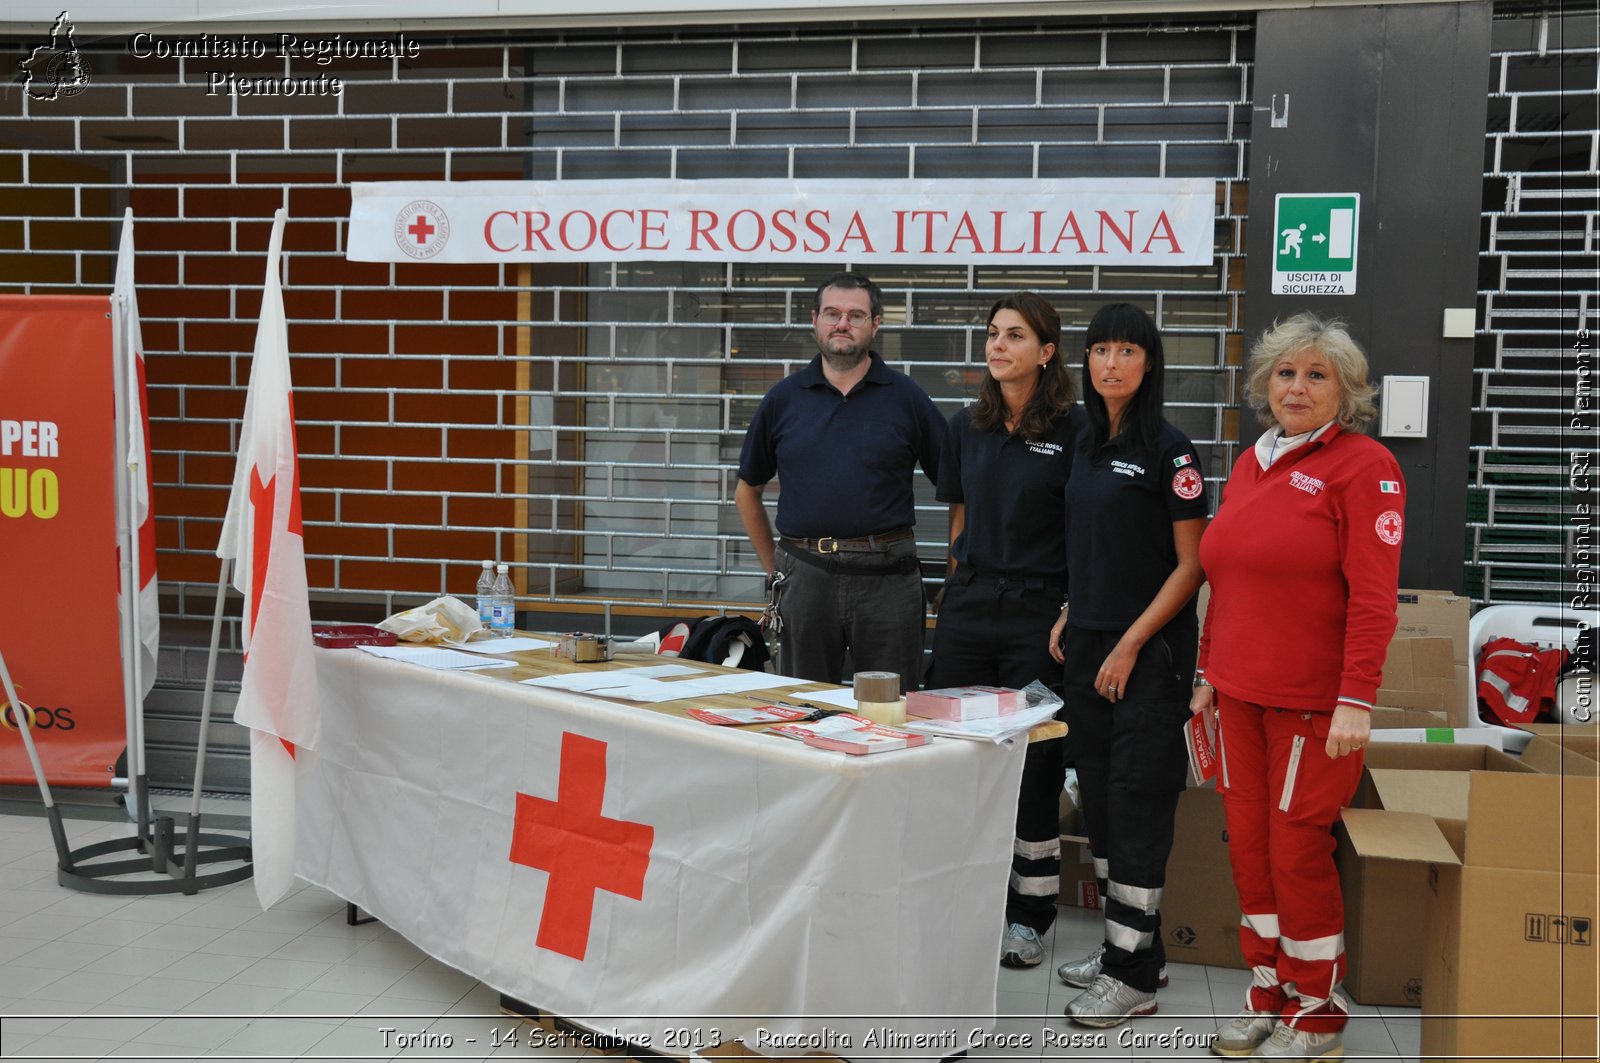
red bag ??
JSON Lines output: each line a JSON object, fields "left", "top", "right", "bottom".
{"left": 1476, "top": 637, "right": 1569, "bottom": 725}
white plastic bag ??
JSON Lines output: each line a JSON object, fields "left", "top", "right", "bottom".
{"left": 377, "top": 596, "right": 484, "bottom": 643}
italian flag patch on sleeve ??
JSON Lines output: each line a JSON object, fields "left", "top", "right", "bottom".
{"left": 1379, "top": 480, "right": 1400, "bottom": 493}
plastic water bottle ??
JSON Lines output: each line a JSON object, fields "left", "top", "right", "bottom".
{"left": 475, "top": 560, "right": 495, "bottom": 630}
{"left": 491, "top": 563, "right": 515, "bottom": 638}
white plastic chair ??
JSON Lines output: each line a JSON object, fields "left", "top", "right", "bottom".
{"left": 1466, "top": 603, "right": 1599, "bottom": 749}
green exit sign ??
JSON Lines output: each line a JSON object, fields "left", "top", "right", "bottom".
{"left": 1272, "top": 193, "right": 1360, "bottom": 295}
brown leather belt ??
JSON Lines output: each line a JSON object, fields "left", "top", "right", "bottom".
{"left": 781, "top": 527, "right": 915, "bottom": 554}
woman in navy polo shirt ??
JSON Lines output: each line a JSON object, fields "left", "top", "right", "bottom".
{"left": 1049, "top": 303, "right": 1208, "bottom": 1028}
{"left": 926, "top": 291, "right": 1083, "bottom": 970}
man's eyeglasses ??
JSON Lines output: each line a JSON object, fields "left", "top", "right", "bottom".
{"left": 817, "top": 309, "right": 874, "bottom": 328}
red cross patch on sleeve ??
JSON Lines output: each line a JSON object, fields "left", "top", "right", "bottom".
{"left": 1172, "top": 466, "right": 1204, "bottom": 500}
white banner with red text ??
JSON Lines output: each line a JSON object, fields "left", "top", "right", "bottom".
{"left": 348, "top": 178, "right": 1216, "bottom": 267}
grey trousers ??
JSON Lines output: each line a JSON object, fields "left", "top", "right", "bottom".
{"left": 775, "top": 537, "right": 926, "bottom": 692}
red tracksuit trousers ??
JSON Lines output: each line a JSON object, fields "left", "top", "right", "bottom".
{"left": 1216, "top": 694, "right": 1366, "bottom": 1033}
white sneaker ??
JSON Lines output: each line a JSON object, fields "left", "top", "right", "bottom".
{"left": 1210, "top": 1010, "right": 1278, "bottom": 1056}
{"left": 1000, "top": 923, "right": 1044, "bottom": 968}
{"left": 1056, "top": 943, "right": 1106, "bottom": 987}
{"left": 1064, "top": 974, "right": 1157, "bottom": 1028}
{"left": 1249, "top": 1020, "right": 1344, "bottom": 1060}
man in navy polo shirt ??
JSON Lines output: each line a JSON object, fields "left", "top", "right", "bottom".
{"left": 735, "top": 272, "right": 944, "bottom": 689}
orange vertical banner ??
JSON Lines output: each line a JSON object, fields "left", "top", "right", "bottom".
{"left": 0, "top": 295, "right": 126, "bottom": 786}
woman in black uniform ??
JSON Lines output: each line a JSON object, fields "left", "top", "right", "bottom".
{"left": 926, "top": 290, "right": 1083, "bottom": 969}
{"left": 1049, "top": 303, "right": 1208, "bottom": 1027}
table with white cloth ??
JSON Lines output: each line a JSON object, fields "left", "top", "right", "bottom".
{"left": 296, "top": 644, "right": 1036, "bottom": 1060}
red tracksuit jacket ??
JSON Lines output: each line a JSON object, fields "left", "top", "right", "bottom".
{"left": 1197, "top": 425, "right": 1406, "bottom": 712}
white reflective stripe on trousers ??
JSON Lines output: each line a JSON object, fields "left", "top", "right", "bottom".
{"left": 1241, "top": 912, "right": 1281, "bottom": 939}
{"left": 1010, "top": 870, "right": 1060, "bottom": 897}
{"left": 1279, "top": 931, "right": 1344, "bottom": 962}
{"left": 1014, "top": 836, "right": 1060, "bottom": 860}
{"left": 1106, "top": 919, "right": 1155, "bottom": 953}
{"left": 1108, "top": 880, "right": 1163, "bottom": 915}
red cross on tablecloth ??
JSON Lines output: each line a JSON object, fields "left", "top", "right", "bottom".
{"left": 407, "top": 214, "right": 436, "bottom": 244}
{"left": 509, "top": 732, "right": 654, "bottom": 960}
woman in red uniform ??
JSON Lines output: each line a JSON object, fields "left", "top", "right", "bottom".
{"left": 1191, "top": 313, "right": 1405, "bottom": 1061}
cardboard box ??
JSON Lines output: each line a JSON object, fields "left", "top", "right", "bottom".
{"left": 1370, "top": 705, "right": 1450, "bottom": 730}
{"left": 1160, "top": 786, "right": 1246, "bottom": 970}
{"left": 1394, "top": 589, "right": 1471, "bottom": 663}
{"left": 1519, "top": 733, "right": 1600, "bottom": 777}
{"left": 1057, "top": 834, "right": 1101, "bottom": 910}
{"left": 1393, "top": 589, "right": 1473, "bottom": 721}
{"left": 1381, "top": 636, "right": 1455, "bottom": 690}
{"left": 1335, "top": 743, "right": 1534, "bottom": 1007}
{"left": 1379, "top": 635, "right": 1462, "bottom": 723}
{"left": 1419, "top": 772, "right": 1599, "bottom": 1063}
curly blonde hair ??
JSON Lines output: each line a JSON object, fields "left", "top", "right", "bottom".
{"left": 1245, "top": 312, "right": 1378, "bottom": 431}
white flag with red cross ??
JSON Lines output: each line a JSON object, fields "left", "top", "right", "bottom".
{"left": 216, "top": 209, "right": 319, "bottom": 909}
{"left": 113, "top": 208, "right": 160, "bottom": 698}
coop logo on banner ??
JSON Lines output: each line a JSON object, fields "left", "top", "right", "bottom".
{"left": 349, "top": 178, "right": 1215, "bottom": 267}
{"left": 0, "top": 296, "right": 127, "bottom": 787}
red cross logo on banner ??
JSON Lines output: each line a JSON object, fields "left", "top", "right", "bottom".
{"left": 393, "top": 199, "right": 451, "bottom": 260}
{"left": 509, "top": 732, "right": 654, "bottom": 961}
{"left": 406, "top": 214, "right": 435, "bottom": 244}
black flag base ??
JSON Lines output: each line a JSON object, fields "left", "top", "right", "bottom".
{"left": 2, "top": 645, "right": 253, "bottom": 897}
{"left": 53, "top": 799, "right": 254, "bottom": 896}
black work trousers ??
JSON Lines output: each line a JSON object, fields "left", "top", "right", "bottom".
{"left": 775, "top": 537, "right": 926, "bottom": 691}
{"left": 927, "top": 569, "right": 1065, "bottom": 934}
{"left": 1060, "top": 621, "right": 1194, "bottom": 992}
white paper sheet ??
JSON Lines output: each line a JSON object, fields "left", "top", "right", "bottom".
{"left": 522, "top": 667, "right": 810, "bottom": 703}
{"left": 447, "top": 636, "right": 557, "bottom": 654}
{"left": 355, "top": 645, "right": 519, "bottom": 670}
{"left": 519, "top": 664, "right": 707, "bottom": 692}
{"left": 795, "top": 687, "right": 862, "bottom": 710}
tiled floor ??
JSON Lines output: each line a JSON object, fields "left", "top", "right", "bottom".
{"left": 0, "top": 805, "right": 1421, "bottom": 1061}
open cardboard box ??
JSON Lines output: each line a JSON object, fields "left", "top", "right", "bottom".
{"left": 1519, "top": 731, "right": 1600, "bottom": 777}
{"left": 1421, "top": 772, "right": 1597, "bottom": 1062}
{"left": 1334, "top": 743, "right": 1532, "bottom": 1007}
{"left": 1341, "top": 755, "right": 1598, "bottom": 1061}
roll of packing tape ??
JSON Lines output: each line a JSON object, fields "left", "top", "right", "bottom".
{"left": 854, "top": 671, "right": 901, "bottom": 703}
{"left": 1556, "top": 672, "right": 1597, "bottom": 726}
{"left": 857, "top": 699, "right": 908, "bottom": 726}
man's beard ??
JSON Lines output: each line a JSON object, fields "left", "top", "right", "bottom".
{"left": 817, "top": 332, "right": 870, "bottom": 372}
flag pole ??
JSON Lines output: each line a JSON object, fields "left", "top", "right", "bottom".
{"left": 183, "top": 557, "right": 237, "bottom": 879}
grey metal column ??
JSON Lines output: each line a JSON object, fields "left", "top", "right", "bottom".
{"left": 1244, "top": 1, "right": 1492, "bottom": 591}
